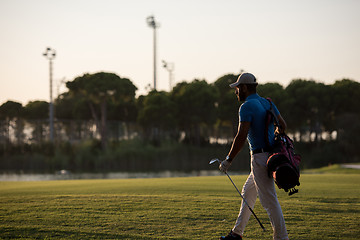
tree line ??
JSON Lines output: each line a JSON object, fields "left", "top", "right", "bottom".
{"left": 0, "top": 72, "right": 359, "bottom": 172}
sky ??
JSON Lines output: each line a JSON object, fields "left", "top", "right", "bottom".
{"left": 1, "top": 0, "right": 359, "bottom": 105}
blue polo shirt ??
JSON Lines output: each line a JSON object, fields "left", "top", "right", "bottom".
{"left": 239, "top": 93, "right": 280, "bottom": 151}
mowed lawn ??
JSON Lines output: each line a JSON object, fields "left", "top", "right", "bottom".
{"left": 0, "top": 173, "right": 359, "bottom": 240}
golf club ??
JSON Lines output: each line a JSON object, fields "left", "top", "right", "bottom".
{"left": 209, "top": 158, "right": 266, "bottom": 232}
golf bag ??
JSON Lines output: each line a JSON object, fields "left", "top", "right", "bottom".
{"left": 264, "top": 98, "right": 301, "bottom": 196}
{"left": 267, "top": 134, "right": 301, "bottom": 195}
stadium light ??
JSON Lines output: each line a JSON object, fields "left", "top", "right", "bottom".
{"left": 162, "top": 60, "right": 174, "bottom": 90}
{"left": 146, "top": 15, "right": 160, "bottom": 90}
{"left": 43, "top": 47, "right": 56, "bottom": 142}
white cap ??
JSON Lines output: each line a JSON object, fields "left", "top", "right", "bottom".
{"left": 229, "top": 73, "right": 257, "bottom": 88}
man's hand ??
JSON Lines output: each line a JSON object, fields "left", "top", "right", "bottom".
{"left": 219, "top": 159, "right": 231, "bottom": 173}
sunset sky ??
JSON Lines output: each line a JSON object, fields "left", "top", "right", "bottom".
{"left": 1, "top": 0, "right": 359, "bottom": 105}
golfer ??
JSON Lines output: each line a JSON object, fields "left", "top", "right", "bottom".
{"left": 219, "top": 72, "right": 289, "bottom": 240}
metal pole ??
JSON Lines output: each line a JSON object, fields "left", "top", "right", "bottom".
{"left": 153, "top": 26, "right": 157, "bottom": 90}
{"left": 43, "top": 47, "right": 56, "bottom": 143}
{"left": 49, "top": 59, "right": 54, "bottom": 142}
{"left": 162, "top": 60, "right": 174, "bottom": 91}
{"left": 169, "top": 69, "right": 172, "bottom": 90}
{"left": 146, "top": 16, "right": 159, "bottom": 91}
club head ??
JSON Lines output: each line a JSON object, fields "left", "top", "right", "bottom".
{"left": 209, "top": 158, "right": 221, "bottom": 165}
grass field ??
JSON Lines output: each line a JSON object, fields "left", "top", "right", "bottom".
{"left": 0, "top": 169, "right": 359, "bottom": 239}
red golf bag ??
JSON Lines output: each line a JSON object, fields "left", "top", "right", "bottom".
{"left": 264, "top": 98, "right": 301, "bottom": 195}
{"left": 267, "top": 134, "right": 301, "bottom": 195}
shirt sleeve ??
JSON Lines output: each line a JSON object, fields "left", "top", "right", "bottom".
{"left": 239, "top": 102, "right": 252, "bottom": 122}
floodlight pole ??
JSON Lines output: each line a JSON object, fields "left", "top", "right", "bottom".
{"left": 43, "top": 47, "right": 56, "bottom": 142}
{"left": 162, "top": 60, "right": 174, "bottom": 90}
{"left": 146, "top": 15, "right": 160, "bottom": 90}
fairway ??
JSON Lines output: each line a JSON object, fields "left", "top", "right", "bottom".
{"left": 0, "top": 174, "right": 359, "bottom": 240}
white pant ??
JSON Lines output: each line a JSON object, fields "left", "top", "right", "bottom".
{"left": 232, "top": 152, "right": 289, "bottom": 240}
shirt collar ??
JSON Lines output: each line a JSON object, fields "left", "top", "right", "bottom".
{"left": 245, "top": 93, "right": 259, "bottom": 101}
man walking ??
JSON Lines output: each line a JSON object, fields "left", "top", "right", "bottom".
{"left": 219, "top": 72, "right": 289, "bottom": 240}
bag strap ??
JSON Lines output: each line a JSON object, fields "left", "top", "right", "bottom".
{"left": 263, "top": 98, "right": 284, "bottom": 148}
{"left": 265, "top": 98, "right": 281, "bottom": 130}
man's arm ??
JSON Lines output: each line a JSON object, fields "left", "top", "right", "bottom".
{"left": 277, "top": 114, "right": 287, "bottom": 133}
{"left": 227, "top": 121, "right": 251, "bottom": 160}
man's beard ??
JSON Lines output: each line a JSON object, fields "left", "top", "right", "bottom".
{"left": 238, "top": 90, "right": 246, "bottom": 102}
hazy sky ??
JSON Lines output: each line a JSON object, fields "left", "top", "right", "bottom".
{"left": 1, "top": 0, "right": 359, "bottom": 105}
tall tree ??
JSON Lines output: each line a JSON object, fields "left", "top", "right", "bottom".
{"left": 213, "top": 74, "right": 239, "bottom": 139}
{"left": 331, "top": 79, "right": 360, "bottom": 152}
{"left": 54, "top": 92, "right": 93, "bottom": 141}
{"left": 23, "top": 101, "right": 49, "bottom": 143}
{"left": 137, "top": 90, "right": 176, "bottom": 143}
{"left": 171, "top": 79, "right": 219, "bottom": 145}
{"left": 55, "top": 92, "right": 92, "bottom": 120}
{"left": 66, "top": 72, "right": 137, "bottom": 149}
{"left": 331, "top": 79, "right": 360, "bottom": 116}
{"left": 257, "top": 83, "right": 286, "bottom": 110}
{"left": 284, "top": 79, "right": 331, "bottom": 142}
{"left": 0, "top": 101, "right": 24, "bottom": 144}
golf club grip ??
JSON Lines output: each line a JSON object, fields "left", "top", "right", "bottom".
{"left": 225, "top": 173, "right": 266, "bottom": 231}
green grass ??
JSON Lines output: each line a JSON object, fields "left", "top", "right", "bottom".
{"left": 0, "top": 173, "right": 359, "bottom": 239}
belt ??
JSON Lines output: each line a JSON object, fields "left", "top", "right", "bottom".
{"left": 251, "top": 147, "right": 271, "bottom": 155}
